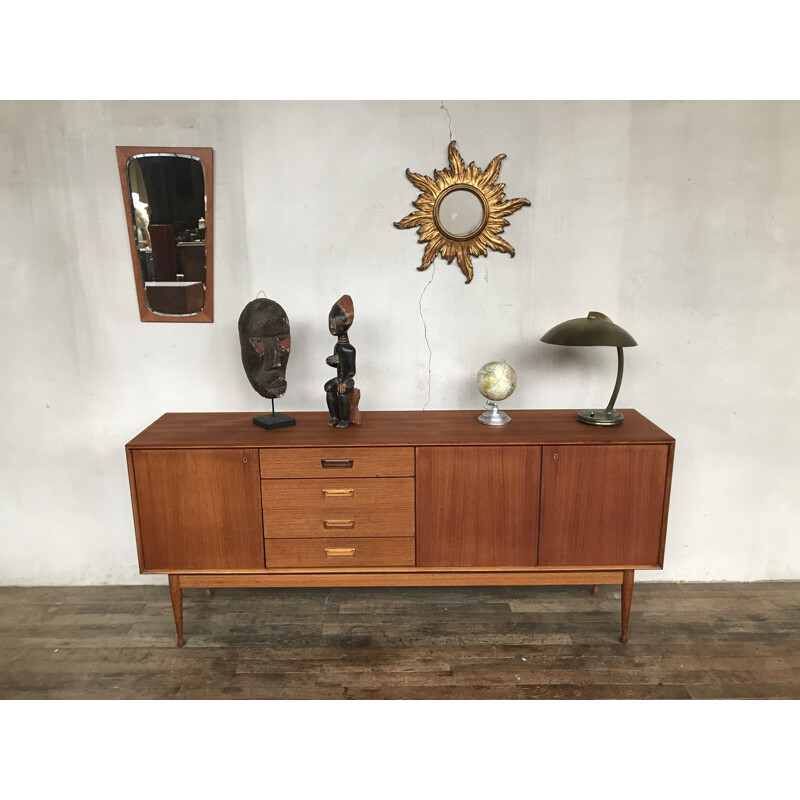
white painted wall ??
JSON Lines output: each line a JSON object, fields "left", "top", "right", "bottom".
{"left": 1, "top": 100, "right": 798, "bottom": 584}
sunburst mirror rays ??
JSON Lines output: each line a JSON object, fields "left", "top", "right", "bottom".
{"left": 394, "top": 141, "right": 530, "bottom": 283}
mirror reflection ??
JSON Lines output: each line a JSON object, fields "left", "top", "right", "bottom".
{"left": 128, "top": 153, "right": 205, "bottom": 316}
{"left": 116, "top": 146, "right": 213, "bottom": 322}
{"left": 435, "top": 187, "right": 487, "bottom": 238}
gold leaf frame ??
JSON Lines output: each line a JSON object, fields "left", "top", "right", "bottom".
{"left": 394, "top": 141, "right": 530, "bottom": 283}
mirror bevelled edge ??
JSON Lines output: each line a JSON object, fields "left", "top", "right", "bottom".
{"left": 115, "top": 145, "right": 214, "bottom": 323}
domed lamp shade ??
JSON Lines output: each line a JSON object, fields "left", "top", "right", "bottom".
{"left": 540, "top": 311, "right": 637, "bottom": 426}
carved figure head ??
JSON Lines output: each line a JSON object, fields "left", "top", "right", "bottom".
{"left": 238, "top": 298, "right": 291, "bottom": 399}
{"left": 329, "top": 294, "right": 354, "bottom": 336}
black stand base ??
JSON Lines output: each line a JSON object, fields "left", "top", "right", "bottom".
{"left": 253, "top": 413, "right": 296, "bottom": 431}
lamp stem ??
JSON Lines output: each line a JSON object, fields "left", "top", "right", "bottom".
{"left": 605, "top": 347, "right": 624, "bottom": 413}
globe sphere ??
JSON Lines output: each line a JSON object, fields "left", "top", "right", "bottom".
{"left": 477, "top": 361, "right": 517, "bottom": 402}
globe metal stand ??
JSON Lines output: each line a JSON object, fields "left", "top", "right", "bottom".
{"left": 478, "top": 399, "right": 511, "bottom": 426}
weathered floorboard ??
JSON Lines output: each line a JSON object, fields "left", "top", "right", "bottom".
{"left": 0, "top": 582, "right": 798, "bottom": 699}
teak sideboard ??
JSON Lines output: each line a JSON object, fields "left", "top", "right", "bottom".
{"left": 125, "top": 410, "right": 675, "bottom": 645}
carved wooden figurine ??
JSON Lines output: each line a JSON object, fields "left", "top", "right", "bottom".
{"left": 325, "top": 294, "right": 361, "bottom": 428}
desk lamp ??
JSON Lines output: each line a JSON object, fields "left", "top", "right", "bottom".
{"left": 540, "top": 311, "right": 637, "bottom": 426}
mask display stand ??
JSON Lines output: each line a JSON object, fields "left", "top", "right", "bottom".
{"left": 253, "top": 398, "right": 296, "bottom": 431}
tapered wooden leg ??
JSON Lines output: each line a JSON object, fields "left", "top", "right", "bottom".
{"left": 591, "top": 584, "right": 599, "bottom": 594}
{"left": 620, "top": 569, "right": 634, "bottom": 643}
{"left": 168, "top": 574, "right": 185, "bottom": 647}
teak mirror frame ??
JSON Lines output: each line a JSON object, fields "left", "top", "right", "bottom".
{"left": 116, "top": 145, "right": 214, "bottom": 323}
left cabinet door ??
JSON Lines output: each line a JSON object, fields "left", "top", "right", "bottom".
{"left": 130, "top": 448, "right": 264, "bottom": 571}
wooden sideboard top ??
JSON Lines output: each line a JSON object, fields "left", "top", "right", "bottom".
{"left": 126, "top": 409, "right": 674, "bottom": 449}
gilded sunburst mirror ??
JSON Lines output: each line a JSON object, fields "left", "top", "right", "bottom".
{"left": 394, "top": 141, "right": 530, "bottom": 283}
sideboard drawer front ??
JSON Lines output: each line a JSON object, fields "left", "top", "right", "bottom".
{"left": 259, "top": 447, "right": 414, "bottom": 478}
{"left": 262, "top": 478, "right": 414, "bottom": 514}
{"left": 265, "top": 537, "right": 416, "bottom": 568}
{"left": 263, "top": 508, "right": 415, "bottom": 539}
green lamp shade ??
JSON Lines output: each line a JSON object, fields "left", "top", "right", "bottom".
{"left": 540, "top": 311, "right": 637, "bottom": 348}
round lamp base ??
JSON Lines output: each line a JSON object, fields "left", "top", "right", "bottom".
{"left": 478, "top": 401, "right": 512, "bottom": 426}
{"left": 577, "top": 409, "right": 624, "bottom": 426}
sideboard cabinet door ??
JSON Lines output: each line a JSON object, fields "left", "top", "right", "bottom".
{"left": 416, "top": 446, "right": 541, "bottom": 567}
{"left": 131, "top": 448, "right": 264, "bottom": 570}
{"left": 538, "top": 444, "right": 669, "bottom": 567}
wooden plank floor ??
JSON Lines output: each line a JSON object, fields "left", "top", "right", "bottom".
{"left": 1, "top": 582, "right": 798, "bottom": 699}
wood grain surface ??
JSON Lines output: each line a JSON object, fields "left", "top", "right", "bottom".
{"left": 3, "top": 582, "right": 798, "bottom": 700}
{"left": 180, "top": 570, "right": 621, "bottom": 588}
{"left": 538, "top": 444, "right": 669, "bottom": 567}
{"left": 265, "top": 537, "right": 416, "bottom": 568}
{"left": 126, "top": 410, "right": 674, "bottom": 449}
{"left": 262, "top": 478, "right": 414, "bottom": 538}
{"left": 131, "top": 448, "right": 264, "bottom": 570}
{"left": 416, "top": 446, "right": 541, "bottom": 567}
{"left": 259, "top": 446, "right": 414, "bottom": 478}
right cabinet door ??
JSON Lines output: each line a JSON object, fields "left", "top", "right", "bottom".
{"left": 538, "top": 444, "right": 669, "bottom": 567}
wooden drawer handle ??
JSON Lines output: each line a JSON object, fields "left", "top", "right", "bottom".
{"left": 324, "top": 547, "right": 356, "bottom": 558}
{"left": 322, "top": 488, "right": 355, "bottom": 498}
{"left": 321, "top": 458, "right": 354, "bottom": 469}
{"left": 323, "top": 519, "right": 356, "bottom": 529}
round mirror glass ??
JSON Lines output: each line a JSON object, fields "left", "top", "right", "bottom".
{"left": 436, "top": 188, "right": 486, "bottom": 238}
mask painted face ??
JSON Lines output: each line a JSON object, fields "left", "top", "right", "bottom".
{"left": 238, "top": 298, "right": 291, "bottom": 399}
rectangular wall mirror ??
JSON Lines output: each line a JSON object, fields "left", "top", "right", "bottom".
{"left": 116, "top": 146, "right": 214, "bottom": 322}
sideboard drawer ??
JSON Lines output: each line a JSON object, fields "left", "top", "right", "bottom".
{"left": 262, "top": 478, "right": 414, "bottom": 538}
{"left": 259, "top": 447, "right": 414, "bottom": 478}
{"left": 265, "top": 537, "right": 416, "bottom": 568}
{"left": 262, "top": 478, "right": 414, "bottom": 513}
{"left": 263, "top": 507, "right": 414, "bottom": 539}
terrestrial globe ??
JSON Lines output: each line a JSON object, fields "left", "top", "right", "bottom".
{"left": 476, "top": 361, "right": 517, "bottom": 426}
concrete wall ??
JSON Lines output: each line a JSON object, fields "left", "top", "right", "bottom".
{"left": 1, "top": 100, "right": 798, "bottom": 584}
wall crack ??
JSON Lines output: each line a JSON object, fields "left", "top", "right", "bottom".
{"left": 419, "top": 264, "right": 436, "bottom": 410}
